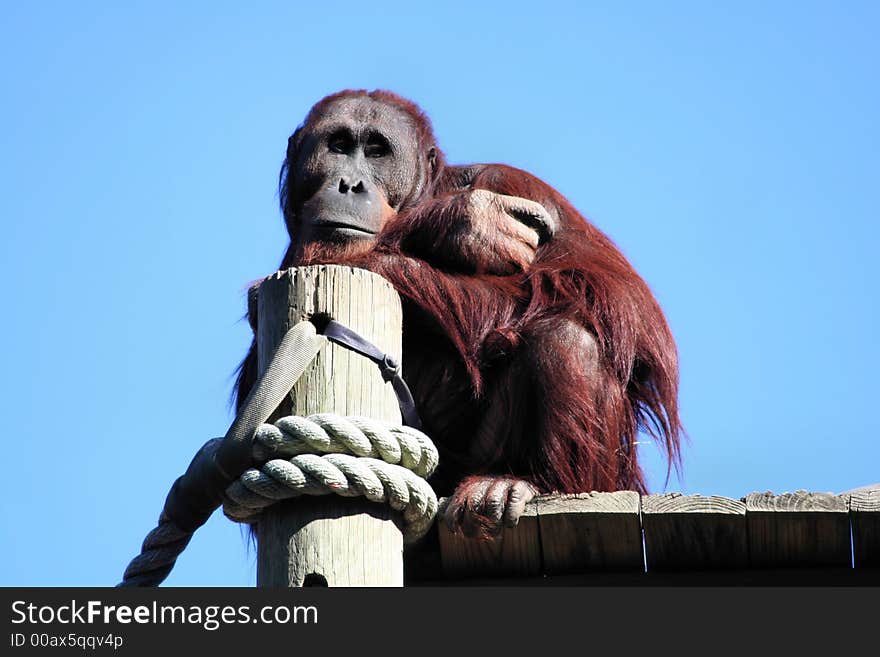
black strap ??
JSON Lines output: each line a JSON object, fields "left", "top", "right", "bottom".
{"left": 321, "top": 320, "right": 423, "bottom": 430}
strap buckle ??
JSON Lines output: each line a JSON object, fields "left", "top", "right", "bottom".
{"left": 321, "top": 319, "right": 423, "bottom": 430}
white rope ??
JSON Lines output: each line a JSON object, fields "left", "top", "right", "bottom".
{"left": 222, "top": 414, "right": 439, "bottom": 542}
{"left": 119, "top": 321, "right": 440, "bottom": 586}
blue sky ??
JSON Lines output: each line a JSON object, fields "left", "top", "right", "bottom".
{"left": 1, "top": 1, "right": 877, "bottom": 586}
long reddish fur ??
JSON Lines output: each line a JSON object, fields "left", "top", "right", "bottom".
{"left": 245, "top": 90, "right": 682, "bottom": 499}
{"left": 291, "top": 166, "right": 680, "bottom": 494}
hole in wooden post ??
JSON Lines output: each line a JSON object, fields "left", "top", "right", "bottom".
{"left": 302, "top": 573, "right": 328, "bottom": 587}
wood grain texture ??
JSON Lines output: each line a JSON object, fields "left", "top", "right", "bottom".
{"left": 438, "top": 500, "right": 541, "bottom": 578}
{"left": 258, "top": 498, "right": 403, "bottom": 587}
{"left": 642, "top": 493, "right": 746, "bottom": 571}
{"left": 255, "top": 265, "right": 405, "bottom": 587}
{"left": 255, "top": 265, "right": 402, "bottom": 422}
{"left": 744, "top": 491, "right": 850, "bottom": 568}
{"left": 538, "top": 492, "right": 643, "bottom": 573}
{"left": 850, "top": 488, "right": 880, "bottom": 568}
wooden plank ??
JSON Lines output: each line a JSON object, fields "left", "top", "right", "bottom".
{"left": 850, "top": 488, "right": 880, "bottom": 568}
{"left": 255, "top": 265, "right": 406, "bottom": 587}
{"left": 438, "top": 500, "right": 541, "bottom": 578}
{"left": 537, "top": 492, "right": 643, "bottom": 573}
{"left": 744, "top": 491, "right": 850, "bottom": 568}
{"left": 642, "top": 493, "right": 746, "bottom": 571}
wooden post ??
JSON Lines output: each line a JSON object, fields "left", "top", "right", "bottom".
{"left": 254, "top": 265, "right": 405, "bottom": 587}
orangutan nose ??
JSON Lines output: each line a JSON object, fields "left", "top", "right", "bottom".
{"left": 338, "top": 178, "right": 367, "bottom": 194}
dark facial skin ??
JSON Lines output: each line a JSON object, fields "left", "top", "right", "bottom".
{"left": 289, "top": 96, "right": 428, "bottom": 251}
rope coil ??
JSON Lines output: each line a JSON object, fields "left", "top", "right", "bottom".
{"left": 118, "top": 320, "right": 437, "bottom": 587}
{"left": 223, "top": 414, "right": 439, "bottom": 541}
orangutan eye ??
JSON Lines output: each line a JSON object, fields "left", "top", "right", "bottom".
{"left": 364, "top": 133, "right": 390, "bottom": 158}
{"left": 328, "top": 131, "right": 354, "bottom": 154}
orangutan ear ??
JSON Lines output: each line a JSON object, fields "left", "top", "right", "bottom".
{"left": 286, "top": 126, "right": 305, "bottom": 160}
{"left": 428, "top": 147, "right": 437, "bottom": 174}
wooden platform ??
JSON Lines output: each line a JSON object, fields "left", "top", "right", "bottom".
{"left": 421, "top": 489, "right": 879, "bottom": 584}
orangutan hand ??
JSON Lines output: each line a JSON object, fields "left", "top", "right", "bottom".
{"left": 460, "top": 190, "right": 556, "bottom": 275}
{"left": 442, "top": 475, "right": 537, "bottom": 538}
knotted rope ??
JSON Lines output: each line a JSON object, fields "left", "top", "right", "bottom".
{"left": 119, "top": 320, "right": 438, "bottom": 587}
{"left": 223, "top": 414, "right": 438, "bottom": 541}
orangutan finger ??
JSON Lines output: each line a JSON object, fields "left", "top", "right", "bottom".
{"left": 458, "top": 478, "right": 492, "bottom": 537}
{"left": 503, "top": 480, "right": 536, "bottom": 528}
{"left": 480, "top": 478, "right": 511, "bottom": 526}
{"left": 442, "top": 489, "right": 469, "bottom": 533}
{"left": 499, "top": 195, "right": 556, "bottom": 244}
{"left": 507, "top": 219, "right": 541, "bottom": 251}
